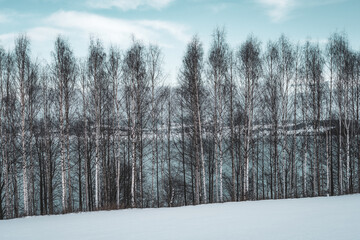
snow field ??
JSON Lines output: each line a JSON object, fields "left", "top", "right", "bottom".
{"left": 1, "top": 194, "right": 359, "bottom": 240}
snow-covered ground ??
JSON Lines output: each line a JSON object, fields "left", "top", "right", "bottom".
{"left": 1, "top": 194, "right": 360, "bottom": 240}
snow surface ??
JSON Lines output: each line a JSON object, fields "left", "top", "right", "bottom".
{"left": 1, "top": 194, "right": 360, "bottom": 240}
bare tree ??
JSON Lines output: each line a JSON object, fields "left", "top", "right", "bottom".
{"left": 14, "top": 34, "right": 31, "bottom": 216}
{"left": 207, "top": 27, "right": 229, "bottom": 202}
{"left": 88, "top": 38, "right": 106, "bottom": 209}
{"left": 123, "top": 40, "right": 148, "bottom": 207}
{"left": 79, "top": 60, "right": 92, "bottom": 211}
{"left": 147, "top": 44, "right": 163, "bottom": 207}
{"left": 107, "top": 47, "right": 122, "bottom": 207}
{"left": 277, "top": 35, "right": 295, "bottom": 198}
{"left": 52, "top": 36, "right": 76, "bottom": 212}
{"left": 227, "top": 51, "right": 236, "bottom": 201}
{"left": 236, "top": 36, "right": 262, "bottom": 200}
{"left": 263, "top": 40, "right": 280, "bottom": 199}
{"left": 0, "top": 47, "right": 10, "bottom": 218}
{"left": 179, "top": 36, "right": 207, "bottom": 204}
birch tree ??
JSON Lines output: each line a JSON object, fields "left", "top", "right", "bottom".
{"left": 14, "top": 35, "right": 31, "bottom": 216}
{"left": 52, "top": 36, "right": 76, "bottom": 212}
{"left": 179, "top": 36, "right": 207, "bottom": 204}
{"left": 236, "top": 36, "right": 262, "bottom": 200}
{"left": 207, "top": 27, "right": 229, "bottom": 202}
{"left": 107, "top": 47, "right": 122, "bottom": 208}
{"left": 263, "top": 40, "right": 280, "bottom": 199}
{"left": 278, "top": 35, "right": 295, "bottom": 198}
{"left": 304, "top": 41, "right": 324, "bottom": 196}
{"left": 88, "top": 38, "right": 106, "bottom": 209}
{"left": 0, "top": 47, "right": 10, "bottom": 218}
{"left": 123, "top": 40, "right": 147, "bottom": 207}
{"left": 147, "top": 44, "right": 163, "bottom": 207}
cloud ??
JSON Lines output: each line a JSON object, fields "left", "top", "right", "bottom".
{"left": 0, "top": 12, "right": 17, "bottom": 23}
{"left": 0, "top": 27, "right": 65, "bottom": 57}
{"left": 0, "top": 10, "right": 190, "bottom": 62}
{"left": 0, "top": 14, "right": 7, "bottom": 23}
{"left": 45, "top": 11, "right": 190, "bottom": 46}
{"left": 256, "top": 0, "right": 347, "bottom": 22}
{"left": 87, "top": 0, "right": 174, "bottom": 10}
{"left": 209, "top": 3, "right": 228, "bottom": 13}
{"left": 256, "top": 0, "right": 296, "bottom": 22}
{"left": 138, "top": 20, "right": 189, "bottom": 43}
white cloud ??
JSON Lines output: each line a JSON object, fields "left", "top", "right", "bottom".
{"left": 256, "top": 0, "right": 296, "bottom": 22}
{"left": 209, "top": 3, "right": 228, "bottom": 13}
{"left": 0, "top": 27, "right": 65, "bottom": 59}
{"left": 138, "top": 20, "right": 189, "bottom": 43}
{"left": 0, "top": 14, "right": 7, "bottom": 23}
{"left": 0, "top": 10, "right": 189, "bottom": 66}
{"left": 27, "top": 27, "right": 65, "bottom": 42}
{"left": 44, "top": 11, "right": 190, "bottom": 47}
{"left": 0, "top": 28, "right": 63, "bottom": 44}
{"left": 256, "top": 0, "right": 347, "bottom": 22}
{"left": 0, "top": 12, "right": 17, "bottom": 23}
{"left": 0, "top": 10, "right": 189, "bottom": 84}
{"left": 87, "top": 0, "right": 174, "bottom": 10}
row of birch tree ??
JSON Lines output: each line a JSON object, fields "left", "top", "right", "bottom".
{"left": 0, "top": 29, "right": 359, "bottom": 218}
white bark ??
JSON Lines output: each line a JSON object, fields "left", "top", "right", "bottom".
{"left": 82, "top": 74, "right": 89, "bottom": 211}
{"left": 115, "top": 96, "right": 121, "bottom": 208}
{"left": 339, "top": 110, "right": 343, "bottom": 195}
{"left": 130, "top": 81, "right": 137, "bottom": 208}
{"left": 218, "top": 82, "right": 224, "bottom": 202}
{"left": 59, "top": 82, "right": 66, "bottom": 212}
{"left": 346, "top": 126, "right": 350, "bottom": 192}
{"left": 43, "top": 74, "right": 52, "bottom": 213}
{"left": 148, "top": 46, "right": 161, "bottom": 207}
{"left": 214, "top": 77, "right": 219, "bottom": 202}
{"left": 195, "top": 76, "right": 207, "bottom": 204}
{"left": 20, "top": 63, "right": 29, "bottom": 216}
{"left": 303, "top": 138, "right": 307, "bottom": 197}
{"left": 95, "top": 101, "right": 100, "bottom": 209}
{"left": 344, "top": 84, "right": 350, "bottom": 193}
{"left": 1, "top": 75, "right": 10, "bottom": 218}
{"left": 326, "top": 131, "right": 330, "bottom": 194}
{"left": 111, "top": 53, "right": 122, "bottom": 208}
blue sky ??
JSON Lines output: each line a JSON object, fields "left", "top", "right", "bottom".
{"left": 0, "top": 0, "right": 359, "bottom": 84}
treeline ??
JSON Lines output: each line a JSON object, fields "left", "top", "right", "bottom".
{"left": 0, "top": 29, "right": 359, "bottom": 219}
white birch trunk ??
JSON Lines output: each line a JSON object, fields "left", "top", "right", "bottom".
{"left": 115, "top": 109, "right": 121, "bottom": 208}
{"left": 339, "top": 114, "right": 343, "bottom": 194}
{"left": 57, "top": 67, "right": 67, "bottom": 212}
{"left": 218, "top": 130, "right": 223, "bottom": 202}
{"left": 218, "top": 85, "right": 224, "bottom": 203}
{"left": 83, "top": 89, "right": 89, "bottom": 211}
{"left": 1, "top": 75, "right": 10, "bottom": 218}
{"left": 151, "top": 75, "right": 156, "bottom": 207}
{"left": 114, "top": 73, "right": 121, "bottom": 208}
{"left": 21, "top": 74, "right": 29, "bottom": 216}
{"left": 326, "top": 131, "right": 330, "bottom": 194}
{"left": 65, "top": 96, "right": 72, "bottom": 211}
{"left": 44, "top": 78, "right": 52, "bottom": 213}
{"left": 304, "top": 141, "right": 307, "bottom": 197}
{"left": 60, "top": 92, "right": 66, "bottom": 212}
{"left": 195, "top": 80, "right": 207, "bottom": 204}
{"left": 130, "top": 84, "right": 136, "bottom": 208}
{"left": 95, "top": 108, "right": 100, "bottom": 209}
{"left": 346, "top": 126, "right": 350, "bottom": 192}
{"left": 213, "top": 77, "right": 219, "bottom": 202}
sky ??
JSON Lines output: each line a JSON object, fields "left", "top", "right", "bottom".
{"left": 0, "top": 0, "right": 359, "bottom": 84}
